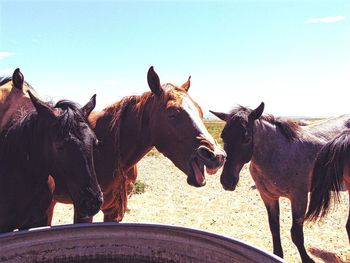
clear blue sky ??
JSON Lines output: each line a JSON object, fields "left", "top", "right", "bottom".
{"left": 1, "top": 0, "right": 349, "bottom": 117}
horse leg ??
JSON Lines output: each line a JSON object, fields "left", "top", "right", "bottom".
{"left": 347, "top": 190, "right": 350, "bottom": 244}
{"left": 103, "top": 206, "right": 120, "bottom": 222}
{"left": 19, "top": 212, "right": 49, "bottom": 231}
{"left": 345, "top": 169, "right": 350, "bottom": 244}
{"left": 290, "top": 194, "right": 315, "bottom": 263}
{"left": 47, "top": 199, "right": 57, "bottom": 226}
{"left": 260, "top": 193, "right": 283, "bottom": 258}
{"left": 46, "top": 176, "right": 56, "bottom": 225}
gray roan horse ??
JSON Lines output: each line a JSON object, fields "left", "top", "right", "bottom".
{"left": 211, "top": 102, "right": 350, "bottom": 263}
{"left": 305, "top": 129, "right": 350, "bottom": 244}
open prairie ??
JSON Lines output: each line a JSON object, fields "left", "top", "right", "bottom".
{"left": 53, "top": 120, "right": 350, "bottom": 263}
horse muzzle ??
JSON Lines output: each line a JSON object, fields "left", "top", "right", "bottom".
{"left": 76, "top": 187, "right": 103, "bottom": 217}
{"left": 187, "top": 146, "right": 227, "bottom": 187}
{"left": 220, "top": 163, "right": 242, "bottom": 191}
{"left": 196, "top": 145, "right": 226, "bottom": 174}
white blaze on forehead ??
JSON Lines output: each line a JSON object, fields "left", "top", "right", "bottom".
{"left": 181, "top": 94, "right": 216, "bottom": 145}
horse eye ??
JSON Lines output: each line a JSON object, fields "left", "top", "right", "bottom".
{"left": 167, "top": 108, "right": 180, "bottom": 119}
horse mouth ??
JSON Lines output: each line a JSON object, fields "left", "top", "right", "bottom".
{"left": 220, "top": 167, "right": 241, "bottom": 192}
{"left": 222, "top": 184, "right": 237, "bottom": 191}
{"left": 75, "top": 188, "right": 103, "bottom": 218}
{"left": 189, "top": 157, "right": 206, "bottom": 187}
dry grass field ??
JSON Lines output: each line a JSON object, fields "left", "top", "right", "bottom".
{"left": 52, "top": 120, "right": 350, "bottom": 263}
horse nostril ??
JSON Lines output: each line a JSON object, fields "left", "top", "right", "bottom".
{"left": 222, "top": 150, "right": 227, "bottom": 159}
{"left": 219, "top": 153, "right": 226, "bottom": 164}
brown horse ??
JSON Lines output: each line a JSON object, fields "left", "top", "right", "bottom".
{"left": 0, "top": 68, "right": 42, "bottom": 130}
{"left": 52, "top": 66, "right": 226, "bottom": 223}
{"left": 211, "top": 103, "right": 350, "bottom": 263}
{"left": 305, "top": 129, "right": 350, "bottom": 244}
{"left": 0, "top": 69, "right": 103, "bottom": 229}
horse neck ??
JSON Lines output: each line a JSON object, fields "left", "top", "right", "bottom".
{"left": 251, "top": 120, "right": 291, "bottom": 165}
{"left": 94, "top": 94, "right": 155, "bottom": 170}
{"left": 251, "top": 119, "right": 322, "bottom": 169}
{"left": 0, "top": 115, "right": 51, "bottom": 183}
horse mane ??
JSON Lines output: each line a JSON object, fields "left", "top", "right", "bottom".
{"left": 230, "top": 105, "right": 301, "bottom": 141}
{"left": 0, "top": 76, "right": 12, "bottom": 86}
{"left": 0, "top": 99, "right": 92, "bottom": 172}
{"left": 106, "top": 91, "right": 154, "bottom": 149}
{"left": 102, "top": 91, "right": 155, "bottom": 221}
{"left": 54, "top": 99, "right": 93, "bottom": 139}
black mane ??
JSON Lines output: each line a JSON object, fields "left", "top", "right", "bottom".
{"left": 54, "top": 99, "right": 92, "bottom": 139}
{"left": 0, "top": 99, "right": 92, "bottom": 174}
{"left": 230, "top": 105, "right": 301, "bottom": 141}
{"left": 0, "top": 76, "right": 12, "bottom": 86}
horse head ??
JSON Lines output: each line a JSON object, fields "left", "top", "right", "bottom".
{"left": 28, "top": 91, "right": 103, "bottom": 218}
{"left": 210, "top": 102, "right": 264, "bottom": 190}
{"left": 147, "top": 66, "right": 226, "bottom": 187}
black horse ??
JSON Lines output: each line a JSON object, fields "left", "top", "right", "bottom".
{"left": 0, "top": 91, "right": 103, "bottom": 232}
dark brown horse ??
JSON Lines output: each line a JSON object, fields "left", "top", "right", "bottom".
{"left": 0, "top": 69, "right": 103, "bottom": 231}
{"left": 211, "top": 103, "right": 350, "bottom": 263}
{"left": 52, "top": 66, "right": 226, "bottom": 223}
{"left": 305, "top": 129, "right": 350, "bottom": 244}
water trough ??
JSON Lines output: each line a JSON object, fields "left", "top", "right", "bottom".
{"left": 0, "top": 223, "right": 285, "bottom": 262}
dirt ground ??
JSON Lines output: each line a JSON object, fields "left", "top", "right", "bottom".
{"left": 53, "top": 155, "right": 350, "bottom": 263}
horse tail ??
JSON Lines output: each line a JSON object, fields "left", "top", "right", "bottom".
{"left": 305, "top": 130, "right": 350, "bottom": 222}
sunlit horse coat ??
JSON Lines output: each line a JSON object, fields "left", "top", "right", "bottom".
{"left": 52, "top": 66, "right": 226, "bottom": 223}
{"left": 211, "top": 102, "right": 350, "bottom": 263}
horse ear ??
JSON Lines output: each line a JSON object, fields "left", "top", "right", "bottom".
{"left": 81, "top": 94, "right": 96, "bottom": 118}
{"left": 28, "top": 90, "right": 56, "bottom": 120}
{"left": 209, "top": 110, "right": 229, "bottom": 122}
{"left": 249, "top": 102, "right": 265, "bottom": 120}
{"left": 181, "top": 76, "right": 191, "bottom": 92}
{"left": 147, "top": 66, "right": 162, "bottom": 96}
{"left": 12, "top": 68, "right": 24, "bottom": 90}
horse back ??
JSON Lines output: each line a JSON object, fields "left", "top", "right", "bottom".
{"left": 304, "top": 115, "right": 350, "bottom": 141}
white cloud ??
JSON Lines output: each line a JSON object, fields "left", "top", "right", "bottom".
{"left": 0, "top": 52, "right": 15, "bottom": 59}
{"left": 305, "top": 16, "right": 346, "bottom": 24}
